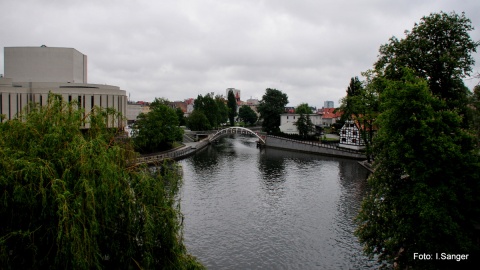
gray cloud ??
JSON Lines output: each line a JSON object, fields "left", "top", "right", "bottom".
{"left": 1, "top": 0, "right": 479, "bottom": 107}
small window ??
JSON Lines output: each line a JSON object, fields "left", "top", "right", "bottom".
{"left": 353, "top": 131, "right": 357, "bottom": 136}
{"left": 352, "top": 139, "right": 356, "bottom": 143}
{"left": 342, "top": 138, "right": 346, "bottom": 142}
{"left": 342, "top": 130, "right": 346, "bottom": 134}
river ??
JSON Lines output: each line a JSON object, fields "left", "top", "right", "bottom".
{"left": 179, "top": 135, "right": 378, "bottom": 269}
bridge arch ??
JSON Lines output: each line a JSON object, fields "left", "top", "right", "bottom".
{"left": 209, "top": 127, "right": 266, "bottom": 144}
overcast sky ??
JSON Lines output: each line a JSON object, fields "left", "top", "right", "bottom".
{"left": 1, "top": 0, "right": 479, "bottom": 108}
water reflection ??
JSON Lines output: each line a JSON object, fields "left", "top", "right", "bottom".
{"left": 179, "top": 135, "right": 377, "bottom": 269}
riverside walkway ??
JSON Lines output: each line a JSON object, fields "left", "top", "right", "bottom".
{"left": 132, "top": 139, "right": 209, "bottom": 166}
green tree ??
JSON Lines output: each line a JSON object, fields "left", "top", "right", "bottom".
{"left": 175, "top": 107, "right": 186, "bottom": 126}
{"left": 186, "top": 110, "right": 211, "bottom": 131}
{"left": 339, "top": 72, "right": 379, "bottom": 161}
{"left": 194, "top": 94, "right": 219, "bottom": 129}
{"left": 215, "top": 95, "right": 228, "bottom": 126}
{"left": 257, "top": 88, "right": 289, "bottom": 134}
{"left": 355, "top": 70, "right": 480, "bottom": 269}
{"left": 0, "top": 94, "right": 203, "bottom": 269}
{"left": 238, "top": 105, "right": 258, "bottom": 126}
{"left": 468, "top": 85, "right": 480, "bottom": 149}
{"left": 132, "top": 98, "right": 184, "bottom": 154}
{"left": 375, "top": 11, "right": 478, "bottom": 112}
{"left": 294, "top": 103, "right": 315, "bottom": 138}
{"left": 227, "top": 90, "right": 237, "bottom": 126}
{"left": 295, "top": 103, "right": 312, "bottom": 114}
{"left": 339, "top": 77, "right": 363, "bottom": 120}
{"left": 294, "top": 114, "right": 315, "bottom": 138}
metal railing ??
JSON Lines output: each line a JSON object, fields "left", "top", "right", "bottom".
{"left": 132, "top": 139, "right": 211, "bottom": 165}
{"left": 266, "top": 135, "right": 364, "bottom": 155}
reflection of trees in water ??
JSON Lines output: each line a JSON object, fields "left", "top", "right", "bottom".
{"left": 185, "top": 136, "right": 256, "bottom": 180}
{"left": 338, "top": 160, "right": 370, "bottom": 205}
{"left": 187, "top": 144, "right": 221, "bottom": 176}
{"left": 258, "top": 148, "right": 287, "bottom": 190}
{"left": 336, "top": 160, "right": 371, "bottom": 232}
{"left": 327, "top": 159, "right": 378, "bottom": 269}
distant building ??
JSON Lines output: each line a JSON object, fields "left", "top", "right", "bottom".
{"left": 169, "top": 101, "right": 187, "bottom": 113}
{"left": 0, "top": 46, "right": 126, "bottom": 128}
{"left": 324, "top": 101, "right": 334, "bottom": 108}
{"left": 245, "top": 98, "right": 260, "bottom": 116}
{"left": 279, "top": 113, "right": 322, "bottom": 135}
{"left": 339, "top": 120, "right": 366, "bottom": 150}
{"left": 5, "top": 46, "right": 87, "bottom": 83}
{"left": 126, "top": 101, "right": 151, "bottom": 124}
{"left": 318, "top": 108, "right": 342, "bottom": 126}
{"left": 284, "top": 106, "right": 295, "bottom": 113}
{"left": 246, "top": 98, "right": 258, "bottom": 105}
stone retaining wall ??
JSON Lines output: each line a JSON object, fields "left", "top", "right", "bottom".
{"left": 265, "top": 135, "right": 366, "bottom": 160}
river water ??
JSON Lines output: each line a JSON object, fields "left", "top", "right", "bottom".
{"left": 179, "top": 135, "right": 378, "bottom": 269}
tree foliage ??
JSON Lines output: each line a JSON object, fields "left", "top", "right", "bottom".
{"left": 215, "top": 95, "right": 228, "bottom": 126}
{"left": 257, "top": 88, "right": 289, "bottom": 134}
{"left": 294, "top": 114, "right": 315, "bottom": 138}
{"left": 468, "top": 85, "right": 480, "bottom": 149}
{"left": 339, "top": 73, "right": 380, "bottom": 161}
{"left": 375, "top": 11, "right": 478, "bottom": 111}
{"left": 132, "top": 98, "right": 184, "bottom": 154}
{"left": 238, "top": 105, "right": 258, "bottom": 126}
{"left": 295, "top": 103, "right": 312, "bottom": 114}
{"left": 0, "top": 94, "right": 203, "bottom": 269}
{"left": 175, "top": 107, "right": 186, "bottom": 126}
{"left": 355, "top": 70, "right": 480, "bottom": 269}
{"left": 294, "top": 103, "right": 315, "bottom": 138}
{"left": 194, "top": 94, "right": 219, "bottom": 129}
{"left": 355, "top": 12, "right": 480, "bottom": 269}
{"left": 227, "top": 90, "right": 237, "bottom": 126}
{"left": 339, "top": 77, "right": 363, "bottom": 121}
{"left": 186, "top": 110, "right": 211, "bottom": 131}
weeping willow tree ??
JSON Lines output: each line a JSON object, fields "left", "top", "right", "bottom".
{"left": 0, "top": 94, "right": 203, "bottom": 269}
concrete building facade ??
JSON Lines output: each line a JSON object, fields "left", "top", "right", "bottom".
{"left": 5, "top": 46, "right": 87, "bottom": 83}
{"left": 0, "top": 46, "right": 126, "bottom": 128}
{"left": 279, "top": 113, "right": 322, "bottom": 135}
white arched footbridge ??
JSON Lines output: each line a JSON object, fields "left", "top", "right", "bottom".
{"left": 209, "top": 127, "right": 266, "bottom": 144}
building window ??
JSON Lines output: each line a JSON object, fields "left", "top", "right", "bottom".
{"left": 342, "top": 138, "right": 346, "bottom": 142}
{"left": 342, "top": 130, "right": 346, "bottom": 135}
{"left": 353, "top": 131, "right": 357, "bottom": 136}
{"left": 352, "top": 139, "right": 356, "bottom": 143}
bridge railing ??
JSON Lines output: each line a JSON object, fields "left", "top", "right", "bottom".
{"left": 132, "top": 146, "right": 195, "bottom": 165}
{"left": 210, "top": 127, "right": 266, "bottom": 143}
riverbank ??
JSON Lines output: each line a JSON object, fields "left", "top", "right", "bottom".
{"left": 265, "top": 135, "right": 366, "bottom": 160}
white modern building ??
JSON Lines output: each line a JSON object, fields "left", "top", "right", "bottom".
{"left": 0, "top": 46, "right": 127, "bottom": 128}
{"left": 279, "top": 113, "right": 322, "bottom": 135}
{"left": 4, "top": 46, "right": 87, "bottom": 83}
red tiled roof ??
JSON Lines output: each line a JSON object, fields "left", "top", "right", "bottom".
{"left": 318, "top": 108, "right": 342, "bottom": 119}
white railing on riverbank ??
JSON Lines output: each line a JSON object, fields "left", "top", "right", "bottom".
{"left": 266, "top": 135, "right": 366, "bottom": 159}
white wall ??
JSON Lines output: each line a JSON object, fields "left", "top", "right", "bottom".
{"left": 5, "top": 47, "right": 87, "bottom": 83}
